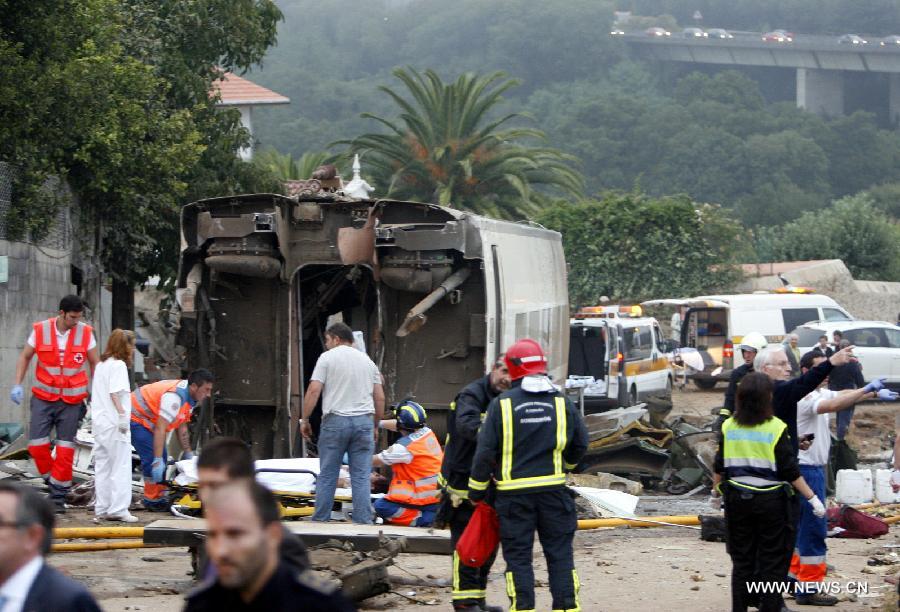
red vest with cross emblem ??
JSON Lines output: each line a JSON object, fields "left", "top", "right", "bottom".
{"left": 31, "top": 318, "right": 92, "bottom": 404}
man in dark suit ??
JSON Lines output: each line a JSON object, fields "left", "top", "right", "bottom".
{"left": 0, "top": 481, "right": 101, "bottom": 611}
{"left": 811, "top": 334, "right": 834, "bottom": 358}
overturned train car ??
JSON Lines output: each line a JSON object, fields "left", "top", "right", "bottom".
{"left": 175, "top": 193, "right": 568, "bottom": 457}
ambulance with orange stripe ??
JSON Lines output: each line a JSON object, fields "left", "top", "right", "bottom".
{"left": 642, "top": 291, "right": 852, "bottom": 389}
{"left": 568, "top": 305, "right": 672, "bottom": 412}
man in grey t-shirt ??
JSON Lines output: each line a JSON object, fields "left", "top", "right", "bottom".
{"left": 300, "top": 322, "right": 384, "bottom": 523}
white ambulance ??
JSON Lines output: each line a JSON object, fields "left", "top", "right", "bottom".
{"left": 642, "top": 291, "right": 852, "bottom": 388}
{"left": 567, "top": 305, "right": 672, "bottom": 411}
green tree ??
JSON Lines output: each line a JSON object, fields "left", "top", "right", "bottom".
{"left": 344, "top": 67, "right": 583, "bottom": 219}
{"left": 1, "top": 0, "right": 282, "bottom": 326}
{"left": 536, "top": 192, "right": 743, "bottom": 306}
{"left": 758, "top": 194, "right": 900, "bottom": 280}
{"left": 254, "top": 148, "right": 347, "bottom": 181}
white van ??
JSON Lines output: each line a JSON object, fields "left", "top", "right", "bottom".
{"left": 568, "top": 306, "right": 672, "bottom": 411}
{"left": 642, "top": 292, "right": 852, "bottom": 388}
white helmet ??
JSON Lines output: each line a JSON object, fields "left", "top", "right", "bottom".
{"left": 740, "top": 332, "right": 767, "bottom": 353}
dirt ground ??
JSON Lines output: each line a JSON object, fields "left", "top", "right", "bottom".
{"left": 45, "top": 385, "right": 900, "bottom": 611}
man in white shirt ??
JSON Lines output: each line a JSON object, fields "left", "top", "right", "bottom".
{"left": 300, "top": 322, "right": 385, "bottom": 524}
{"left": 790, "top": 352, "right": 896, "bottom": 605}
{"left": 0, "top": 481, "right": 100, "bottom": 611}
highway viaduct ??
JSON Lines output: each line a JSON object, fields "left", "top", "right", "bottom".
{"left": 622, "top": 33, "right": 900, "bottom": 121}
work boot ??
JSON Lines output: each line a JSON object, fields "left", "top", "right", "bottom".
{"left": 795, "top": 592, "right": 838, "bottom": 606}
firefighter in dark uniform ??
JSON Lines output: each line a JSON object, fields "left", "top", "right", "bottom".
{"left": 715, "top": 332, "right": 767, "bottom": 432}
{"left": 437, "top": 355, "right": 511, "bottom": 611}
{"left": 469, "top": 339, "right": 588, "bottom": 612}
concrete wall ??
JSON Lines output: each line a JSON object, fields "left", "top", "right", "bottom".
{"left": 735, "top": 259, "right": 900, "bottom": 322}
{"left": 0, "top": 240, "right": 76, "bottom": 424}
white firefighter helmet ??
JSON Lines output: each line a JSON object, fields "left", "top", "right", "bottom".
{"left": 739, "top": 332, "right": 767, "bottom": 353}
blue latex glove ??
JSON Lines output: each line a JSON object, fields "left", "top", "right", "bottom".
{"left": 864, "top": 378, "right": 887, "bottom": 393}
{"left": 150, "top": 457, "right": 166, "bottom": 483}
{"left": 341, "top": 452, "right": 350, "bottom": 465}
{"left": 181, "top": 451, "right": 195, "bottom": 461}
{"left": 10, "top": 385, "right": 23, "bottom": 405}
{"left": 877, "top": 389, "right": 899, "bottom": 401}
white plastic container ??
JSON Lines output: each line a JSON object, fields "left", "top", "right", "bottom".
{"left": 875, "top": 469, "right": 900, "bottom": 504}
{"left": 835, "top": 469, "right": 874, "bottom": 504}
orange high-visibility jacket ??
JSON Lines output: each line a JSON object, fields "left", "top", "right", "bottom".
{"left": 31, "top": 318, "right": 92, "bottom": 404}
{"left": 130, "top": 380, "right": 195, "bottom": 432}
{"left": 385, "top": 427, "right": 444, "bottom": 506}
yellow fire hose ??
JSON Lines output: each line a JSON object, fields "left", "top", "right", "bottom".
{"left": 54, "top": 527, "right": 144, "bottom": 539}
{"left": 52, "top": 540, "right": 157, "bottom": 552}
{"left": 578, "top": 515, "right": 701, "bottom": 530}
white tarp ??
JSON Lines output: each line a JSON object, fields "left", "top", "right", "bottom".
{"left": 174, "top": 456, "right": 353, "bottom": 497}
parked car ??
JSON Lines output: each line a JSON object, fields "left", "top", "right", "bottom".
{"left": 838, "top": 34, "right": 868, "bottom": 45}
{"left": 792, "top": 320, "right": 900, "bottom": 390}
{"left": 645, "top": 27, "right": 671, "bottom": 37}
{"left": 610, "top": 28, "right": 626, "bottom": 36}
{"left": 681, "top": 27, "right": 707, "bottom": 38}
{"left": 763, "top": 30, "right": 794, "bottom": 42}
{"left": 880, "top": 35, "right": 900, "bottom": 46}
{"left": 707, "top": 28, "right": 734, "bottom": 39}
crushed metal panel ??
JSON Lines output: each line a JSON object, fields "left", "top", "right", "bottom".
{"left": 336, "top": 207, "right": 378, "bottom": 266}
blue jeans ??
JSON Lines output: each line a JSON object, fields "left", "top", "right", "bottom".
{"left": 836, "top": 405, "right": 855, "bottom": 440}
{"left": 312, "top": 414, "right": 374, "bottom": 524}
{"left": 130, "top": 421, "right": 166, "bottom": 480}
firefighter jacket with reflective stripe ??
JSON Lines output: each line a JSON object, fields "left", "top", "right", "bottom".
{"left": 439, "top": 375, "right": 499, "bottom": 497}
{"left": 130, "top": 380, "right": 195, "bottom": 432}
{"left": 385, "top": 427, "right": 444, "bottom": 506}
{"left": 721, "top": 416, "right": 789, "bottom": 492}
{"left": 31, "top": 319, "right": 92, "bottom": 404}
{"left": 468, "top": 382, "right": 588, "bottom": 497}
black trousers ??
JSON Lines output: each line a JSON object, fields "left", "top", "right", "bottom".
{"left": 724, "top": 486, "right": 795, "bottom": 612}
{"left": 495, "top": 489, "right": 579, "bottom": 612}
{"left": 448, "top": 500, "right": 499, "bottom": 608}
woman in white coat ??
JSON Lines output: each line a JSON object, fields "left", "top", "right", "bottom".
{"left": 91, "top": 329, "right": 138, "bottom": 522}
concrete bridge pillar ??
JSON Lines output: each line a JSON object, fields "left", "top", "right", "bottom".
{"left": 796, "top": 68, "right": 844, "bottom": 117}
{"left": 889, "top": 74, "right": 900, "bottom": 126}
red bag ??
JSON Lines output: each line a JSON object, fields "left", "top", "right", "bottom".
{"left": 825, "top": 505, "right": 889, "bottom": 539}
{"left": 456, "top": 502, "right": 500, "bottom": 567}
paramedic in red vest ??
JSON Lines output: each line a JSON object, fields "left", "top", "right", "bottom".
{"left": 372, "top": 400, "right": 444, "bottom": 527}
{"left": 10, "top": 295, "right": 99, "bottom": 512}
{"left": 130, "top": 370, "right": 215, "bottom": 510}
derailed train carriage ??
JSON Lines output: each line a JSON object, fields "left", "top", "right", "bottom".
{"left": 174, "top": 192, "right": 569, "bottom": 457}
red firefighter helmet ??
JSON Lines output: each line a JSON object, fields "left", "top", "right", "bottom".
{"left": 504, "top": 339, "right": 548, "bottom": 380}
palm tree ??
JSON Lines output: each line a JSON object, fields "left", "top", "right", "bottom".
{"left": 254, "top": 148, "right": 347, "bottom": 181}
{"left": 344, "top": 68, "right": 582, "bottom": 219}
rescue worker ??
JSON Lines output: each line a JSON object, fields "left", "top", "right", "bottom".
{"left": 130, "top": 370, "right": 215, "bottom": 510}
{"left": 712, "top": 372, "right": 826, "bottom": 612}
{"left": 438, "top": 355, "right": 511, "bottom": 612}
{"left": 789, "top": 353, "right": 896, "bottom": 605}
{"left": 372, "top": 400, "right": 444, "bottom": 527}
{"left": 469, "top": 339, "right": 588, "bottom": 612}
{"left": 10, "top": 295, "right": 100, "bottom": 512}
{"left": 717, "top": 332, "right": 768, "bottom": 431}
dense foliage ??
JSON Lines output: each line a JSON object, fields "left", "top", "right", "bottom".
{"left": 537, "top": 194, "right": 743, "bottom": 305}
{"left": 0, "top": 0, "right": 282, "bottom": 289}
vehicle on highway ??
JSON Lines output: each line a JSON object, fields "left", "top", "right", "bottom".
{"left": 641, "top": 292, "right": 852, "bottom": 389}
{"left": 838, "top": 34, "right": 868, "bottom": 45}
{"left": 681, "top": 27, "right": 707, "bottom": 38}
{"left": 791, "top": 320, "right": 900, "bottom": 390}
{"left": 645, "top": 27, "right": 671, "bottom": 37}
{"left": 706, "top": 28, "right": 734, "bottom": 39}
{"left": 610, "top": 28, "right": 626, "bottom": 36}
{"left": 568, "top": 305, "right": 672, "bottom": 411}
{"left": 880, "top": 35, "right": 900, "bottom": 47}
{"left": 762, "top": 30, "right": 794, "bottom": 42}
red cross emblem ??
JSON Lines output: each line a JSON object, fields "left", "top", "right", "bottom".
{"left": 73, "top": 353, "right": 85, "bottom": 364}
